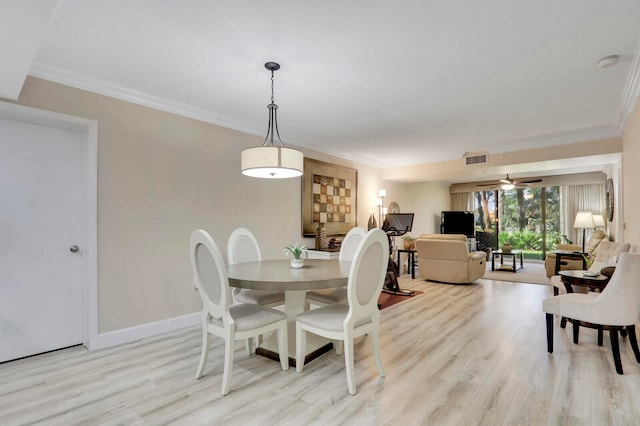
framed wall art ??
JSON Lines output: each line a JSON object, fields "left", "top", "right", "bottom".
{"left": 302, "top": 158, "right": 357, "bottom": 237}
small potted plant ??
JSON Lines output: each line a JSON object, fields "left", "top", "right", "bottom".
{"left": 284, "top": 242, "right": 308, "bottom": 268}
{"left": 401, "top": 234, "right": 417, "bottom": 250}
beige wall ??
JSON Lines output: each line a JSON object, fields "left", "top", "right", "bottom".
{"left": 8, "top": 76, "right": 638, "bottom": 335}
{"left": 623, "top": 99, "right": 640, "bottom": 251}
{"left": 11, "top": 77, "right": 395, "bottom": 333}
{"left": 393, "top": 182, "right": 450, "bottom": 237}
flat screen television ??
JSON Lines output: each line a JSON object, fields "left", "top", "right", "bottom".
{"left": 441, "top": 211, "right": 475, "bottom": 238}
{"left": 382, "top": 213, "right": 414, "bottom": 235}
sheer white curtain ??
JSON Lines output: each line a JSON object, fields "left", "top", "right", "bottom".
{"left": 450, "top": 192, "right": 474, "bottom": 212}
{"left": 560, "top": 184, "right": 606, "bottom": 245}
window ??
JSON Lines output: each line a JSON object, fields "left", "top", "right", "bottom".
{"left": 473, "top": 186, "right": 560, "bottom": 259}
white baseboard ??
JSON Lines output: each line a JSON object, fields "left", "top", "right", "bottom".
{"left": 93, "top": 311, "right": 200, "bottom": 350}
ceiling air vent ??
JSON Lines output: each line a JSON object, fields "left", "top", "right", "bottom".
{"left": 463, "top": 152, "right": 488, "bottom": 166}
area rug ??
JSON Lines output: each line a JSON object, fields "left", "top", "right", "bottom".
{"left": 482, "top": 262, "right": 551, "bottom": 286}
{"left": 378, "top": 290, "right": 424, "bottom": 309}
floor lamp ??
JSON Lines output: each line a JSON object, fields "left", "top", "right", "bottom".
{"left": 573, "top": 211, "right": 594, "bottom": 252}
{"left": 377, "top": 189, "right": 386, "bottom": 226}
{"left": 592, "top": 214, "right": 606, "bottom": 232}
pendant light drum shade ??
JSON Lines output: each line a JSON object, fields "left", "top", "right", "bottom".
{"left": 241, "top": 146, "right": 303, "bottom": 178}
{"left": 240, "top": 61, "right": 304, "bottom": 179}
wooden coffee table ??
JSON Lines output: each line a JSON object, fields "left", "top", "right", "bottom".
{"left": 559, "top": 270, "right": 609, "bottom": 293}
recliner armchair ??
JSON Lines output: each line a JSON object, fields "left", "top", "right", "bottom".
{"left": 415, "top": 234, "right": 486, "bottom": 284}
{"left": 544, "top": 230, "right": 608, "bottom": 277}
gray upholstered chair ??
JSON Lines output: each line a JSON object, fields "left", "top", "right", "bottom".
{"left": 191, "top": 229, "right": 289, "bottom": 395}
{"left": 295, "top": 228, "right": 388, "bottom": 394}
{"left": 543, "top": 252, "right": 640, "bottom": 374}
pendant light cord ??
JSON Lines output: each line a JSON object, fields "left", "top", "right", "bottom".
{"left": 264, "top": 68, "right": 285, "bottom": 147}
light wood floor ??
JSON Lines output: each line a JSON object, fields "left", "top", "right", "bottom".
{"left": 2, "top": 274, "right": 640, "bottom": 425}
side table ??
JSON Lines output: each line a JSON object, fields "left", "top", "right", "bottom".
{"left": 553, "top": 250, "right": 587, "bottom": 275}
{"left": 396, "top": 249, "right": 416, "bottom": 279}
{"left": 307, "top": 249, "right": 340, "bottom": 260}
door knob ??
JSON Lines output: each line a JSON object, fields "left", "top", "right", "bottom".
{"left": 69, "top": 245, "right": 80, "bottom": 253}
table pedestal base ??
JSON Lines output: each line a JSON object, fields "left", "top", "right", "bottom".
{"left": 255, "top": 289, "right": 335, "bottom": 367}
{"left": 256, "top": 342, "right": 333, "bottom": 368}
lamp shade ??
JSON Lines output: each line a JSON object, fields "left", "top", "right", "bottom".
{"left": 573, "top": 211, "right": 594, "bottom": 228}
{"left": 592, "top": 214, "right": 606, "bottom": 227}
{"left": 241, "top": 146, "right": 303, "bottom": 178}
{"left": 501, "top": 183, "right": 515, "bottom": 190}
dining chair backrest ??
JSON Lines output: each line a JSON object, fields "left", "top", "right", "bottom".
{"left": 191, "top": 229, "right": 232, "bottom": 321}
{"left": 346, "top": 228, "right": 389, "bottom": 325}
{"left": 339, "top": 227, "right": 367, "bottom": 262}
{"left": 227, "top": 227, "right": 261, "bottom": 265}
{"left": 592, "top": 252, "right": 640, "bottom": 326}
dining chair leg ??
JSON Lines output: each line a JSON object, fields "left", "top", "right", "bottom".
{"left": 597, "top": 326, "right": 604, "bottom": 346}
{"left": 627, "top": 325, "right": 640, "bottom": 363}
{"left": 244, "top": 338, "right": 253, "bottom": 355}
{"left": 572, "top": 320, "right": 580, "bottom": 344}
{"left": 371, "top": 326, "right": 385, "bottom": 377}
{"left": 277, "top": 324, "right": 289, "bottom": 371}
{"left": 546, "top": 313, "right": 554, "bottom": 353}
{"left": 295, "top": 325, "right": 305, "bottom": 373}
{"left": 221, "top": 333, "right": 235, "bottom": 395}
{"left": 344, "top": 337, "right": 356, "bottom": 395}
{"left": 610, "top": 328, "right": 623, "bottom": 375}
{"left": 196, "top": 318, "right": 210, "bottom": 379}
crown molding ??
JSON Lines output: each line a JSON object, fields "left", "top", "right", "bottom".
{"left": 617, "top": 33, "right": 640, "bottom": 132}
{"left": 30, "top": 62, "right": 391, "bottom": 168}
{"left": 487, "top": 124, "right": 622, "bottom": 156}
{"left": 28, "top": 62, "right": 267, "bottom": 139}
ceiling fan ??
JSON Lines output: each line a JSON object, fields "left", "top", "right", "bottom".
{"left": 477, "top": 174, "right": 543, "bottom": 190}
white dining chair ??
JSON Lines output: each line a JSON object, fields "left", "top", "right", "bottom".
{"left": 191, "top": 229, "right": 289, "bottom": 395}
{"left": 228, "top": 227, "right": 285, "bottom": 352}
{"left": 228, "top": 227, "right": 286, "bottom": 307}
{"left": 543, "top": 252, "right": 640, "bottom": 374}
{"left": 305, "top": 226, "right": 366, "bottom": 307}
{"left": 295, "top": 228, "right": 388, "bottom": 394}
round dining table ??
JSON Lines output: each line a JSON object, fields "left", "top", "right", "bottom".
{"left": 227, "top": 259, "right": 351, "bottom": 365}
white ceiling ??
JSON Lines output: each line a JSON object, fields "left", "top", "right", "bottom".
{"left": 2, "top": 1, "right": 640, "bottom": 178}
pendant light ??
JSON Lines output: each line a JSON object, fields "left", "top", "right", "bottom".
{"left": 241, "top": 62, "right": 304, "bottom": 178}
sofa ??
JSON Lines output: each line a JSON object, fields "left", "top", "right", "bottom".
{"left": 414, "top": 234, "right": 486, "bottom": 284}
{"left": 544, "top": 230, "right": 608, "bottom": 277}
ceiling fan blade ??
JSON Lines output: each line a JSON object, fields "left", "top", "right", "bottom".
{"left": 499, "top": 174, "right": 513, "bottom": 184}
{"left": 516, "top": 178, "right": 543, "bottom": 184}
{"left": 477, "top": 182, "right": 499, "bottom": 187}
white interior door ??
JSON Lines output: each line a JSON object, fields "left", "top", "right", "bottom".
{"left": 0, "top": 117, "right": 84, "bottom": 362}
